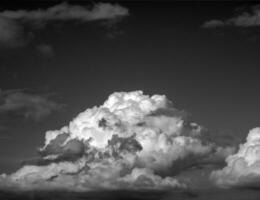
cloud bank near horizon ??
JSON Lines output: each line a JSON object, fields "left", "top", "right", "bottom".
{"left": 0, "top": 91, "right": 236, "bottom": 191}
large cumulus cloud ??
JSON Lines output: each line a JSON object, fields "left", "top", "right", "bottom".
{"left": 0, "top": 91, "right": 234, "bottom": 191}
{"left": 211, "top": 128, "right": 260, "bottom": 188}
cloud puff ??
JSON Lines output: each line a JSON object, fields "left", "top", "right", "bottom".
{"left": 210, "top": 128, "right": 260, "bottom": 188}
{"left": 36, "top": 44, "right": 54, "bottom": 58}
{"left": 202, "top": 5, "right": 260, "bottom": 28}
{"left": 0, "top": 91, "right": 234, "bottom": 191}
{"left": 0, "top": 16, "right": 29, "bottom": 47}
{"left": 0, "top": 3, "right": 129, "bottom": 47}
{"left": 0, "top": 89, "right": 63, "bottom": 121}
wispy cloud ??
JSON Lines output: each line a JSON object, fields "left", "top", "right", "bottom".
{"left": 202, "top": 4, "right": 260, "bottom": 28}
{"left": 0, "top": 3, "right": 129, "bottom": 22}
{"left": 0, "top": 89, "right": 64, "bottom": 121}
{"left": 0, "top": 3, "right": 129, "bottom": 47}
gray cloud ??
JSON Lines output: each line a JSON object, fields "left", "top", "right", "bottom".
{"left": 36, "top": 44, "right": 55, "bottom": 58}
{"left": 0, "top": 89, "right": 64, "bottom": 121}
{"left": 202, "top": 4, "right": 260, "bottom": 28}
{"left": 0, "top": 91, "right": 236, "bottom": 191}
{"left": 0, "top": 16, "right": 30, "bottom": 47}
{"left": 0, "top": 3, "right": 129, "bottom": 22}
{"left": 0, "top": 3, "right": 129, "bottom": 47}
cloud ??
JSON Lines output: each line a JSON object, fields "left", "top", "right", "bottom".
{"left": 36, "top": 44, "right": 54, "bottom": 58}
{"left": 0, "top": 3, "right": 129, "bottom": 22}
{"left": 0, "top": 16, "right": 29, "bottom": 47}
{"left": 0, "top": 89, "right": 64, "bottom": 121}
{"left": 0, "top": 3, "right": 129, "bottom": 47}
{"left": 202, "top": 5, "right": 260, "bottom": 28}
{"left": 210, "top": 128, "right": 260, "bottom": 188}
{"left": 0, "top": 91, "right": 235, "bottom": 191}
{"left": 202, "top": 20, "right": 225, "bottom": 28}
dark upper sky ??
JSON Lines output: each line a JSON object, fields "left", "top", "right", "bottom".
{"left": 0, "top": 0, "right": 260, "bottom": 173}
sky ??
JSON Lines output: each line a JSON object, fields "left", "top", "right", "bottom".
{"left": 0, "top": 0, "right": 260, "bottom": 194}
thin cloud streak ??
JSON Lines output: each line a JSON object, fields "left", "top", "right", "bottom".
{"left": 202, "top": 4, "right": 260, "bottom": 27}
{"left": 0, "top": 89, "right": 64, "bottom": 121}
{"left": 0, "top": 3, "right": 129, "bottom": 23}
{"left": 0, "top": 2, "right": 129, "bottom": 47}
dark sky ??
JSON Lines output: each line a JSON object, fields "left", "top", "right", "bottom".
{"left": 0, "top": 1, "right": 260, "bottom": 173}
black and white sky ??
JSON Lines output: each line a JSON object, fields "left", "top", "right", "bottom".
{"left": 0, "top": 0, "right": 260, "bottom": 195}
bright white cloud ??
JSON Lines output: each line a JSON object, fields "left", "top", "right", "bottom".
{"left": 0, "top": 91, "right": 234, "bottom": 191}
{"left": 211, "top": 128, "right": 260, "bottom": 188}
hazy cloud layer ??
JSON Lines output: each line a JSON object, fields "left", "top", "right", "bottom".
{"left": 0, "top": 3, "right": 129, "bottom": 22}
{"left": 203, "top": 4, "right": 260, "bottom": 27}
{"left": 0, "top": 89, "right": 63, "bottom": 121}
{"left": 0, "top": 91, "right": 235, "bottom": 191}
{"left": 0, "top": 3, "right": 129, "bottom": 47}
{"left": 211, "top": 128, "right": 260, "bottom": 188}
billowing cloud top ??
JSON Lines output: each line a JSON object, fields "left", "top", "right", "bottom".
{"left": 211, "top": 128, "right": 260, "bottom": 188}
{"left": 0, "top": 91, "right": 233, "bottom": 191}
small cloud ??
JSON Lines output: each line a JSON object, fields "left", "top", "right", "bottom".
{"left": 0, "top": 16, "right": 30, "bottom": 47}
{"left": 202, "top": 4, "right": 260, "bottom": 28}
{"left": 202, "top": 20, "right": 225, "bottom": 28}
{"left": 0, "top": 89, "right": 64, "bottom": 121}
{"left": 36, "top": 44, "right": 54, "bottom": 58}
